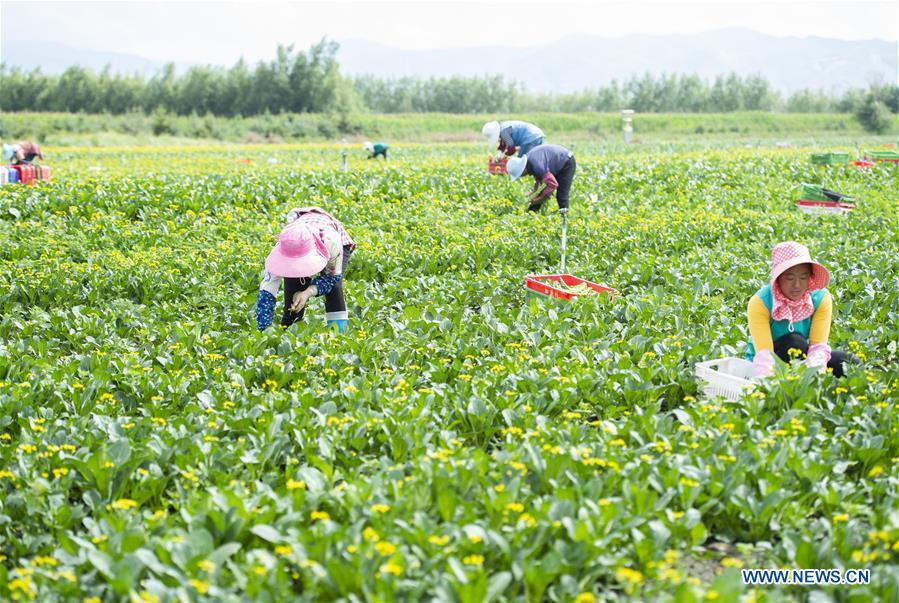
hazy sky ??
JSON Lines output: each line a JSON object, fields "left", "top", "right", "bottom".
{"left": 2, "top": 0, "right": 896, "bottom": 65}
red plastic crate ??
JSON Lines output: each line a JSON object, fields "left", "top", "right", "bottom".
{"left": 11, "top": 164, "right": 37, "bottom": 185}
{"left": 851, "top": 160, "right": 874, "bottom": 169}
{"left": 487, "top": 157, "right": 508, "bottom": 175}
{"left": 35, "top": 165, "right": 51, "bottom": 182}
{"left": 525, "top": 274, "right": 617, "bottom": 300}
{"left": 795, "top": 199, "right": 855, "bottom": 214}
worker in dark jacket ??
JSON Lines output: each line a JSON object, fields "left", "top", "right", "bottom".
{"left": 506, "top": 144, "right": 576, "bottom": 212}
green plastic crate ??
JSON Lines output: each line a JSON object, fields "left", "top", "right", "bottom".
{"left": 798, "top": 183, "right": 856, "bottom": 203}
{"left": 865, "top": 149, "right": 899, "bottom": 161}
{"left": 810, "top": 152, "right": 849, "bottom": 165}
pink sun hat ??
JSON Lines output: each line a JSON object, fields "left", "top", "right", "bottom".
{"left": 265, "top": 222, "right": 329, "bottom": 278}
{"left": 770, "top": 241, "right": 830, "bottom": 289}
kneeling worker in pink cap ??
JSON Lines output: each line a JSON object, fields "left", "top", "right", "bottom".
{"left": 2, "top": 140, "right": 43, "bottom": 164}
{"left": 255, "top": 207, "right": 356, "bottom": 332}
{"left": 745, "top": 241, "right": 858, "bottom": 377}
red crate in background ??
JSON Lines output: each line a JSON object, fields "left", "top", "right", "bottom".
{"left": 11, "top": 164, "right": 37, "bottom": 185}
{"left": 487, "top": 157, "right": 508, "bottom": 175}
{"left": 35, "top": 165, "right": 52, "bottom": 182}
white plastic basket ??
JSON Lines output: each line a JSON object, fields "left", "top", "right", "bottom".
{"left": 694, "top": 357, "right": 757, "bottom": 401}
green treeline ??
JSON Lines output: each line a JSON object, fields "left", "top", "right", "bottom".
{"left": 1, "top": 40, "right": 897, "bottom": 116}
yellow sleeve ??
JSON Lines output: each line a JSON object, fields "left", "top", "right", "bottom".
{"left": 748, "top": 295, "right": 773, "bottom": 352}
{"left": 809, "top": 291, "right": 833, "bottom": 345}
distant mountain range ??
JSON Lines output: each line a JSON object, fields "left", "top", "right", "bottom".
{"left": 336, "top": 29, "right": 897, "bottom": 94}
{"left": 2, "top": 41, "right": 173, "bottom": 77}
{"left": 2, "top": 28, "right": 895, "bottom": 94}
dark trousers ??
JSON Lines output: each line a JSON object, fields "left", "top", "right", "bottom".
{"left": 773, "top": 333, "right": 857, "bottom": 378}
{"left": 529, "top": 156, "right": 576, "bottom": 211}
{"left": 280, "top": 246, "right": 353, "bottom": 327}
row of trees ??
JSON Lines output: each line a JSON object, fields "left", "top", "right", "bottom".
{"left": 0, "top": 41, "right": 359, "bottom": 116}
{"left": 1, "top": 40, "right": 897, "bottom": 124}
{"left": 354, "top": 73, "right": 878, "bottom": 114}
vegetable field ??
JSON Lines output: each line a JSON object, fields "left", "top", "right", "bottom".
{"left": 1, "top": 142, "right": 898, "bottom": 602}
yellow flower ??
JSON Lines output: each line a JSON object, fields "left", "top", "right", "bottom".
{"left": 286, "top": 479, "right": 306, "bottom": 491}
{"left": 705, "top": 590, "right": 720, "bottom": 600}
{"left": 662, "top": 567, "right": 681, "bottom": 582}
{"left": 428, "top": 534, "right": 450, "bottom": 546}
{"left": 375, "top": 541, "right": 397, "bottom": 556}
{"left": 370, "top": 504, "right": 390, "bottom": 514}
{"left": 463, "top": 554, "right": 484, "bottom": 566}
{"left": 616, "top": 567, "right": 644, "bottom": 584}
{"left": 380, "top": 562, "right": 403, "bottom": 576}
{"left": 310, "top": 510, "right": 330, "bottom": 521}
{"left": 868, "top": 466, "right": 884, "bottom": 478}
{"left": 197, "top": 559, "right": 215, "bottom": 572}
{"left": 275, "top": 545, "right": 292, "bottom": 557}
{"left": 138, "top": 591, "right": 160, "bottom": 603}
{"left": 253, "top": 565, "right": 267, "bottom": 575}
{"left": 833, "top": 513, "right": 849, "bottom": 523}
{"left": 32, "top": 555, "right": 58, "bottom": 567}
{"left": 109, "top": 498, "right": 138, "bottom": 511}
{"left": 721, "top": 557, "right": 743, "bottom": 568}
{"left": 574, "top": 594, "right": 596, "bottom": 603}
{"left": 188, "top": 579, "right": 209, "bottom": 594}
{"left": 363, "top": 527, "right": 380, "bottom": 542}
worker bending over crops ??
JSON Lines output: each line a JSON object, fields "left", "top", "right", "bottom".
{"left": 2, "top": 140, "right": 43, "bottom": 164}
{"left": 255, "top": 207, "right": 355, "bottom": 333}
{"left": 745, "top": 241, "right": 857, "bottom": 377}
{"left": 363, "top": 141, "right": 388, "bottom": 160}
{"left": 482, "top": 120, "right": 545, "bottom": 160}
{"left": 506, "top": 144, "right": 576, "bottom": 212}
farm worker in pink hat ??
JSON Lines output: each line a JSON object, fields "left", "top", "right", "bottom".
{"left": 255, "top": 207, "right": 356, "bottom": 332}
{"left": 1, "top": 140, "right": 43, "bottom": 164}
{"left": 745, "top": 241, "right": 856, "bottom": 377}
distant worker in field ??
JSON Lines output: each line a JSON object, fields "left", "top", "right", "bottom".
{"left": 255, "top": 207, "right": 356, "bottom": 333}
{"left": 506, "top": 144, "right": 576, "bottom": 213}
{"left": 745, "top": 241, "right": 857, "bottom": 378}
{"left": 363, "top": 141, "right": 388, "bottom": 160}
{"left": 1, "top": 140, "right": 43, "bottom": 164}
{"left": 482, "top": 120, "right": 545, "bottom": 159}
